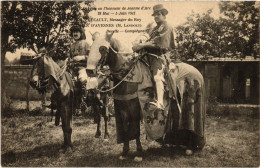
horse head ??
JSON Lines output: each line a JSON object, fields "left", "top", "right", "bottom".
{"left": 87, "top": 32, "right": 112, "bottom": 71}
{"left": 30, "top": 51, "right": 61, "bottom": 94}
{"left": 87, "top": 31, "right": 134, "bottom": 71}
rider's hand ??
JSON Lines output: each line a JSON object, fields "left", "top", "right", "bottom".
{"left": 73, "top": 55, "right": 86, "bottom": 62}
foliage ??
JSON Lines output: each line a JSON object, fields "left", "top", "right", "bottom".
{"left": 175, "top": 10, "right": 235, "bottom": 59}
{"left": 175, "top": 10, "right": 214, "bottom": 59}
{"left": 1, "top": 92, "right": 13, "bottom": 116}
{"left": 175, "top": 2, "right": 259, "bottom": 59}
{"left": 219, "top": 1, "right": 259, "bottom": 58}
{"left": 206, "top": 96, "right": 220, "bottom": 116}
{"left": 10, "top": 58, "right": 20, "bottom": 65}
{"left": 1, "top": 1, "right": 94, "bottom": 60}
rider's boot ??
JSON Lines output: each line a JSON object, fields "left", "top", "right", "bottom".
{"left": 81, "top": 81, "right": 87, "bottom": 102}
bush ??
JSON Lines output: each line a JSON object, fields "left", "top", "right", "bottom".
{"left": 207, "top": 96, "right": 220, "bottom": 116}
{"left": 2, "top": 91, "right": 12, "bottom": 113}
{"left": 206, "top": 96, "right": 259, "bottom": 118}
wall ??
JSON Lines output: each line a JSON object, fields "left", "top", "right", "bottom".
{"left": 3, "top": 65, "right": 43, "bottom": 100}
{"left": 3, "top": 61, "right": 259, "bottom": 104}
{"left": 188, "top": 61, "right": 259, "bottom": 104}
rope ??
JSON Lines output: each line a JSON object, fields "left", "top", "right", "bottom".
{"left": 95, "top": 46, "right": 139, "bottom": 93}
{"left": 109, "top": 46, "right": 133, "bottom": 55}
{"left": 95, "top": 50, "right": 160, "bottom": 93}
{"left": 146, "top": 52, "right": 165, "bottom": 61}
{"left": 96, "top": 46, "right": 166, "bottom": 93}
{"left": 96, "top": 65, "right": 135, "bottom": 93}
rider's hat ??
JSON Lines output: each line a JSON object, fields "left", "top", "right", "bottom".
{"left": 70, "top": 24, "right": 86, "bottom": 40}
{"left": 152, "top": 4, "right": 168, "bottom": 16}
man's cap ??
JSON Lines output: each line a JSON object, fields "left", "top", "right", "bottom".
{"left": 152, "top": 4, "right": 168, "bottom": 16}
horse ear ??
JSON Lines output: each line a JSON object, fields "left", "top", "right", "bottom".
{"left": 105, "top": 30, "right": 114, "bottom": 42}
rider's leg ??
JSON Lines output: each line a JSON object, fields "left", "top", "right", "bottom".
{"left": 78, "top": 68, "right": 88, "bottom": 84}
{"left": 78, "top": 68, "right": 88, "bottom": 99}
{"left": 154, "top": 67, "right": 165, "bottom": 109}
{"left": 151, "top": 59, "right": 165, "bottom": 109}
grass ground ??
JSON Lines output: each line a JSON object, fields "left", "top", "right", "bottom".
{"left": 1, "top": 101, "right": 259, "bottom": 167}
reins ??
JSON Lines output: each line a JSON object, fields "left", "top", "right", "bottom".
{"left": 109, "top": 46, "right": 133, "bottom": 55}
{"left": 97, "top": 65, "right": 135, "bottom": 93}
{"left": 96, "top": 46, "right": 136, "bottom": 93}
{"left": 94, "top": 46, "right": 164, "bottom": 93}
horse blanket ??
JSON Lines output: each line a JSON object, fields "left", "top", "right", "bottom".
{"left": 114, "top": 59, "right": 206, "bottom": 148}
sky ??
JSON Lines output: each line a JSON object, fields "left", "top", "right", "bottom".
{"left": 5, "top": 1, "right": 220, "bottom": 62}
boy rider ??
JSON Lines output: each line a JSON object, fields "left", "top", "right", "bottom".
{"left": 69, "top": 25, "right": 91, "bottom": 99}
{"left": 132, "top": 4, "right": 175, "bottom": 110}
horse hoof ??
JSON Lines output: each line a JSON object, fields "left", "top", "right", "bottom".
{"left": 59, "top": 145, "right": 73, "bottom": 154}
{"left": 179, "top": 145, "right": 187, "bottom": 149}
{"left": 119, "top": 155, "right": 127, "bottom": 160}
{"left": 134, "top": 156, "right": 143, "bottom": 162}
{"left": 95, "top": 131, "right": 101, "bottom": 138}
{"left": 148, "top": 141, "right": 160, "bottom": 148}
{"left": 59, "top": 148, "right": 65, "bottom": 153}
{"left": 185, "top": 149, "right": 193, "bottom": 156}
{"left": 103, "top": 139, "right": 109, "bottom": 143}
{"left": 95, "top": 132, "right": 101, "bottom": 138}
{"left": 104, "top": 134, "right": 109, "bottom": 140}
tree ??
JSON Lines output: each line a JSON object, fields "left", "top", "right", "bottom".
{"left": 175, "top": 10, "right": 228, "bottom": 59}
{"left": 1, "top": 1, "right": 94, "bottom": 62}
{"left": 175, "top": 2, "right": 259, "bottom": 59}
{"left": 219, "top": 1, "right": 259, "bottom": 57}
{"left": 175, "top": 11, "right": 203, "bottom": 60}
{"left": 1, "top": 1, "right": 94, "bottom": 110}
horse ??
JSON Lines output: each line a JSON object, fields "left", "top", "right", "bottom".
{"left": 87, "top": 33, "right": 206, "bottom": 161}
{"left": 30, "top": 53, "right": 73, "bottom": 152}
{"left": 29, "top": 52, "right": 110, "bottom": 152}
{"left": 69, "top": 62, "right": 111, "bottom": 139}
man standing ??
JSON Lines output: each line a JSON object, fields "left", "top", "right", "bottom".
{"left": 132, "top": 4, "right": 175, "bottom": 109}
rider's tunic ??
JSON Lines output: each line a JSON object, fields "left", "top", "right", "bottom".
{"left": 146, "top": 20, "right": 175, "bottom": 76}
{"left": 70, "top": 40, "right": 91, "bottom": 82}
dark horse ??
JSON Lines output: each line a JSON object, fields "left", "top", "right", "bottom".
{"left": 30, "top": 52, "right": 110, "bottom": 152}
{"left": 87, "top": 34, "right": 206, "bottom": 161}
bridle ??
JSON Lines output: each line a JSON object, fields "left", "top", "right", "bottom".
{"left": 30, "top": 54, "right": 48, "bottom": 93}
{"left": 30, "top": 53, "right": 68, "bottom": 93}
{"left": 96, "top": 45, "right": 137, "bottom": 93}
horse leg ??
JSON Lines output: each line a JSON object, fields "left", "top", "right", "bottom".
{"left": 93, "top": 105, "right": 101, "bottom": 138}
{"left": 103, "top": 113, "right": 109, "bottom": 139}
{"left": 55, "top": 109, "right": 61, "bottom": 126}
{"left": 119, "top": 111, "right": 130, "bottom": 160}
{"left": 55, "top": 91, "right": 61, "bottom": 126}
{"left": 134, "top": 137, "right": 143, "bottom": 162}
{"left": 103, "top": 97, "right": 109, "bottom": 139}
{"left": 61, "top": 101, "right": 73, "bottom": 152}
{"left": 95, "top": 120, "right": 101, "bottom": 138}
{"left": 134, "top": 109, "right": 143, "bottom": 161}
{"left": 119, "top": 140, "right": 129, "bottom": 160}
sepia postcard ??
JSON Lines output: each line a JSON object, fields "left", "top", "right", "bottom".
{"left": 1, "top": 1, "right": 259, "bottom": 167}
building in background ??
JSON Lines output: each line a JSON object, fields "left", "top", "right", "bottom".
{"left": 187, "top": 57, "right": 259, "bottom": 104}
{"left": 20, "top": 52, "right": 35, "bottom": 65}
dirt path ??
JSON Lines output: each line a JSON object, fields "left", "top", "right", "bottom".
{"left": 1, "top": 114, "right": 259, "bottom": 167}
